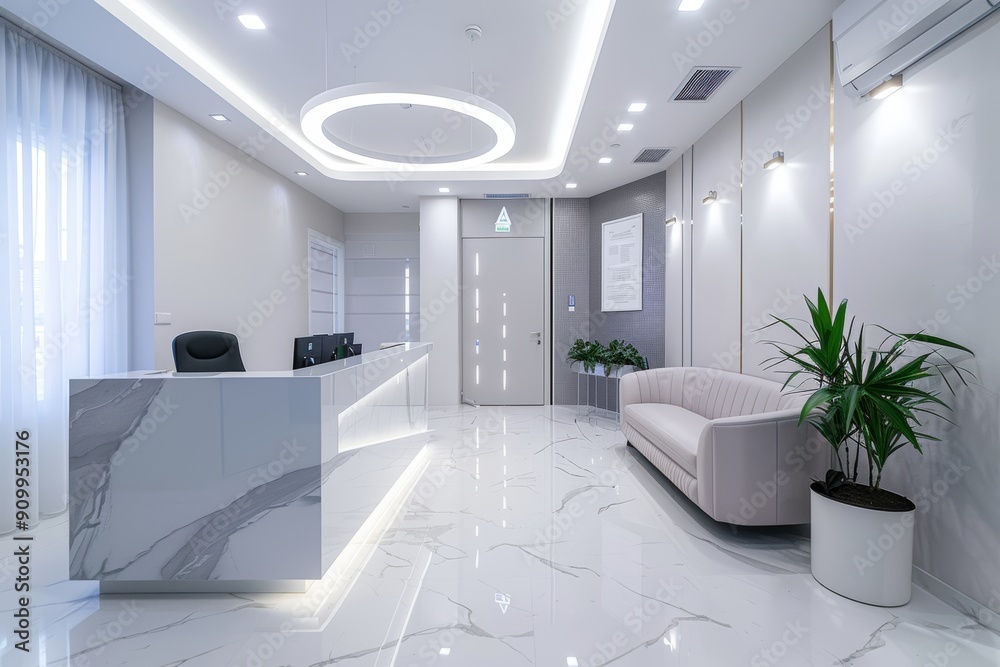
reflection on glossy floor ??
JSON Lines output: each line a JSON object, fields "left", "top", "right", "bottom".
{"left": 2, "top": 406, "right": 999, "bottom": 666}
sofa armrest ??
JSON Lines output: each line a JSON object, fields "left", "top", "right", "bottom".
{"left": 697, "top": 413, "right": 826, "bottom": 525}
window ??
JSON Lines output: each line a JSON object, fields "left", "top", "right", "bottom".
{"left": 1, "top": 18, "right": 130, "bottom": 525}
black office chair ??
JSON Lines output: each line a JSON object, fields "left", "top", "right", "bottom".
{"left": 172, "top": 331, "right": 246, "bottom": 373}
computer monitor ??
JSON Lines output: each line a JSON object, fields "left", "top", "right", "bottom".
{"left": 292, "top": 335, "right": 325, "bottom": 369}
{"left": 320, "top": 332, "right": 354, "bottom": 362}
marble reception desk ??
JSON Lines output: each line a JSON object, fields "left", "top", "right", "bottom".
{"left": 68, "top": 342, "right": 431, "bottom": 593}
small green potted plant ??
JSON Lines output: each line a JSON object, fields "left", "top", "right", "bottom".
{"left": 567, "top": 339, "right": 605, "bottom": 374}
{"left": 567, "top": 339, "right": 648, "bottom": 377}
{"left": 601, "top": 339, "right": 649, "bottom": 377}
{"left": 766, "top": 289, "right": 973, "bottom": 606}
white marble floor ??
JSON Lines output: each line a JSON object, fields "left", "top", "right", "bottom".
{"left": 2, "top": 406, "right": 999, "bottom": 666}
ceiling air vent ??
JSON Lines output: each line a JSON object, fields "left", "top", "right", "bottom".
{"left": 483, "top": 193, "right": 531, "bottom": 199}
{"left": 672, "top": 67, "right": 739, "bottom": 102}
{"left": 633, "top": 148, "right": 672, "bottom": 164}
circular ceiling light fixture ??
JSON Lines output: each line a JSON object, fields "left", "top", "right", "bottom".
{"left": 300, "top": 82, "right": 516, "bottom": 170}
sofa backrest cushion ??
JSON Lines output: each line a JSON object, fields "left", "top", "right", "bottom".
{"left": 681, "top": 368, "right": 804, "bottom": 420}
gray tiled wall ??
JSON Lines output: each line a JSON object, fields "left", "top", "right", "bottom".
{"left": 588, "top": 172, "right": 667, "bottom": 409}
{"left": 553, "top": 198, "right": 591, "bottom": 405}
{"left": 552, "top": 173, "right": 667, "bottom": 407}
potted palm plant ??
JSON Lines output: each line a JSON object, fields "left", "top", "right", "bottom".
{"left": 766, "top": 289, "right": 973, "bottom": 606}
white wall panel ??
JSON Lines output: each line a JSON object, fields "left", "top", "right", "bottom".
{"left": 664, "top": 156, "right": 685, "bottom": 369}
{"left": 344, "top": 212, "right": 420, "bottom": 349}
{"left": 419, "top": 197, "right": 461, "bottom": 405}
{"left": 834, "top": 18, "right": 1000, "bottom": 612}
{"left": 742, "top": 27, "right": 832, "bottom": 381}
{"left": 691, "top": 106, "right": 743, "bottom": 370}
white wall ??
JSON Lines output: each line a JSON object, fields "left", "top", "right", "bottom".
{"left": 663, "top": 20, "right": 999, "bottom": 613}
{"left": 741, "top": 26, "right": 832, "bottom": 381}
{"left": 152, "top": 101, "right": 345, "bottom": 371}
{"left": 833, "top": 17, "right": 1000, "bottom": 614}
{"left": 691, "top": 105, "right": 742, "bottom": 371}
{"left": 419, "top": 197, "right": 461, "bottom": 406}
{"left": 344, "top": 212, "right": 420, "bottom": 348}
{"left": 664, "top": 155, "right": 685, "bottom": 369}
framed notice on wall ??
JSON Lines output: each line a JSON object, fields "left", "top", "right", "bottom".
{"left": 601, "top": 214, "right": 643, "bottom": 312}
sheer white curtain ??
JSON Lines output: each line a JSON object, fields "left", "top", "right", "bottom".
{"left": 0, "top": 20, "right": 129, "bottom": 533}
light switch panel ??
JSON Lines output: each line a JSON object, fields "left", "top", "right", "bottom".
{"left": 154, "top": 312, "right": 171, "bottom": 325}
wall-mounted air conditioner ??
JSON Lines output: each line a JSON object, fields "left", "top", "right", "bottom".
{"left": 833, "top": 0, "right": 1000, "bottom": 98}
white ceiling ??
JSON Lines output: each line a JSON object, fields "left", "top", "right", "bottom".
{"left": 0, "top": 0, "right": 840, "bottom": 212}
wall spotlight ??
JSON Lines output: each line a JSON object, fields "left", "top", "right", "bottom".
{"left": 665, "top": 216, "right": 679, "bottom": 226}
{"left": 870, "top": 75, "right": 903, "bottom": 100}
{"left": 764, "top": 151, "right": 785, "bottom": 171}
{"left": 702, "top": 191, "right": 717, "bottom": 205}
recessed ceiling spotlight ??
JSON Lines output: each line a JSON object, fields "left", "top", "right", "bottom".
{"left": 567, "top": 659, "right": 579, "bottom": 667}
{"left": 439, "top": 187, "right": 451, "bottom": 193}
{"left": 678, "top": 0, "right": 705, "bottom": 10}
{"left": 566, "top": 183, "right": 578, "bottom": 189}
{"left": 238, "top": 14, "right": 266, "bottom": 30}
{"left": 400, "top": 103, "right": 413, "bottom": 110}
{"left": 439, "top": 647, "right": 451, "bottom": 656}
{"left": 209, "top": 114, "right": 230, "bottom": 122}
{"left": 295, "top": 171, "right": 308, "bottom": 176}
{"left": 617, "top": 123, "right": 634, "bottom": 132}
{"left": 628, "top": 102, "right": 647, "bottom": 113}
{"left": 599, "top": 157, "right": 612, "bottom": 164}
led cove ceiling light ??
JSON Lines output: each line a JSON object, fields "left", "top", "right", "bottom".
{"left": 301, "top": 83, "right": 516, "bottom": 169}
{"left": 94, "top": 0, "right": 615, "bottom": 180}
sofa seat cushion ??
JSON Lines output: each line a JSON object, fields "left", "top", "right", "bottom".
{"left": 623, "top": 404, "right": 709, "bottom": 477}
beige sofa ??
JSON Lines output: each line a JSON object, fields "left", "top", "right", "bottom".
{"left": 620, "top": 367, "right": 825, "bottom": 525}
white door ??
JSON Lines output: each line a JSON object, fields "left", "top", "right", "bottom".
{"left": 308, "top": 231, "right": 344, "bottom": 334}
{"left": 462, "top": 238, "right": 544, "bottom": 405}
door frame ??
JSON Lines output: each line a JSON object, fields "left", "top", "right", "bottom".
{"left": 458, "top": 200, "right": 552, "bottom": 406}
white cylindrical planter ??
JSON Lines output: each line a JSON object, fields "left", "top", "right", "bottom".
{"left": 810, "top": 483, "right": 915, "bottom": 607}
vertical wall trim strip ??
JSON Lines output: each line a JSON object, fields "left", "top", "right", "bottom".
{"left": 739, "top": 101, "right": 745, "bottom": 374}
{"left": 829, "top": 22, "right": 836, "bottom": 306}
{"left": 681, "top": 152, "right": 685, "bottom": 366}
